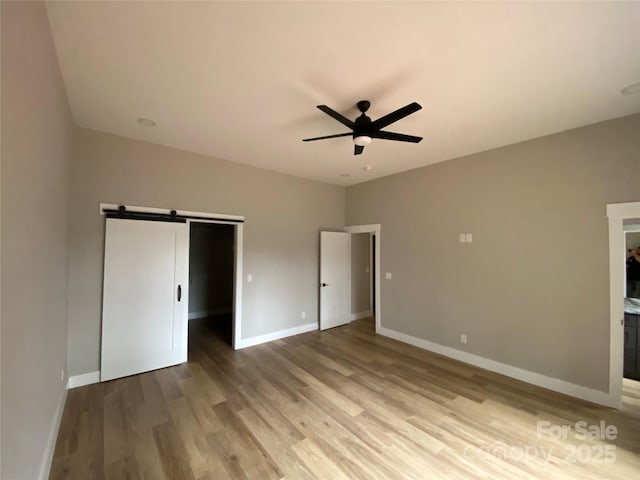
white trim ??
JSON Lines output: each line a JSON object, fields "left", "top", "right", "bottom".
{"left": 38, "top": 388, "right": 68, "bottom": 480}
{"left": 378, "top": 327, "right": 616, "bottom": 408}
{"left": 67, "top": 371, "right": 100, "bottom": 389}
{"left": 236, "top": 322, "right": 317, "bottom": 349}
{"left": 369, "top": 234, "right": 374, "bottom": 312}
{"left": 188, "top": 307, "right": 232, "bottom": 320}
{"left": 99, "top": 203, "right": 244, "bottom": 223}
{"left": 344, "top": 224, "right": 381, "bottom": 333}
{"left": 233, "top": 224, "right": 243, "bottom": 349}
{"left": 351, "top": 310, "right": 373, "bottom": 321}
{"left": 607, "top": 201, "right": 640, "bottom": 409}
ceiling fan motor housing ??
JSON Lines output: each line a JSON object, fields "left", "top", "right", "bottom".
{"left": 355, "top": 114, "right": 372, "bottom": 136}
{"left": 354, "top": 100, "right": 372, "bottom": 136}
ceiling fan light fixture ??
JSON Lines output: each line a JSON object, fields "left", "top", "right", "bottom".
{"left": 354, "top": 135, "right": 372, "bottom": 146}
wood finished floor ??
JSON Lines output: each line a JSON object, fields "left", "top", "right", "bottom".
{"left": 51, "top": 318, "right": 640, "bottom": 479}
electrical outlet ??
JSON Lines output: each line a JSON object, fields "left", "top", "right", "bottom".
{"left": 385, "top": 272, "right": 392, "bottom": 280}
{"left": 460, "top": 334, "right": 468, "bottom": 344}
{"left": 301, "top": 311, "right": 306, "bottom": 319}
{"left": 247, "top": 273, "right": 253, "bottom": 283}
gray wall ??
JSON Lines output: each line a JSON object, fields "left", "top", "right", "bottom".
{"left": 346, "top": 114, "right": 640, "bottom": 391}
{"left": 67, "top": 128, "right": 345, "bottom": 376}
{"left": 351, "top": 233, "right": 371, "bottom": 315}
{"left": 1, "top": 2, "right": 74, "bottom": 479}
{"left": 189, "top": 223, "right": 235, "bottom": 318}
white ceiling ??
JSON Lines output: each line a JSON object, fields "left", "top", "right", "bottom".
{"left": 46, "top": 1, "right": 640, "bottom": 186}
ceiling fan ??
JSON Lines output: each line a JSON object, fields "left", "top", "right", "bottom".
{"left": 302, "top": 100, "right": 423, "bottom": 155}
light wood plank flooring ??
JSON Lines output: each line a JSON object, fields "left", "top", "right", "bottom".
{"left": 50, "top": 318, "right": 640, "bottom": 479}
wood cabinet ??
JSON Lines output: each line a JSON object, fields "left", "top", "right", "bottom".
{"left": 624, "top": 313, "right": 640, "bottom": 380}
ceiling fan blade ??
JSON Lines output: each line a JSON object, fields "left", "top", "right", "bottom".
{"left": 371, "top": 102, "right": 422, "bottom": 130}
{"left": 354, "top": 144, "right": 364, "bottom": 155}
{"left": 370, "top": 130, "right": 422, "bottom": 143}
{"left": 317, "top": 105, "right": 355, "bottom": 129}
{"left": 302, "top": 132, "right": 352, "bottom": 142}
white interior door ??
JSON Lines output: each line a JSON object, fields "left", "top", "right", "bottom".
{"left": 320, "top": 231, "right": 351, "bottom": 330}
{"left": 101, "top": 218, "right": 189, "bottom": 381}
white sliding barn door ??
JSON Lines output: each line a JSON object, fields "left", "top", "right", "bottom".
{"left": 319, "top": 231, "right": 351, "bottom": 330}
{"left": 101, "top": 218, "right": 189, "bottom": 381}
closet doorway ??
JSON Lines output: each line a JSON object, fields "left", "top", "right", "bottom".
{"left": 189, "top": 222, "right": 236, "bottom": 346}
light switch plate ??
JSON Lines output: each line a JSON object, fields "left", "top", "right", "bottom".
{"left": 466, "top": 233, "right": 473, "bottom": 243}
{"left": 459, "top": 234, "right": 466, "bottom": 243}
{"left": 247, "top": 273, "right": 253, "bottom": 282}
{"left": 385, "top": 272, "right": 392, "bottom": 280}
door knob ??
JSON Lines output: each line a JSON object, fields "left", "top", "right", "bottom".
{"left": 321, "top": 282, "right": 329, "bottom": 287}
{"left": 177, "top": 285, "right": 182, "bottom": 302}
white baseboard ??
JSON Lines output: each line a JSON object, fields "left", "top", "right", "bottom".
{"left": 67, "top": 370, "right": 101, "bottom": 389}
{"left": 351, "top": 310, "right": 373, "bottom": 321}
{"left": 188, "top": 307, "right": 232, "bottom": 320}
{"left": 377, "top": 326, "right": 616, "bottom": 408}
{"left": 38, "top": 386, "right": 68, "bottom": 480}
{"left": 236, "top": 322, "right": 317, "bottom": 349}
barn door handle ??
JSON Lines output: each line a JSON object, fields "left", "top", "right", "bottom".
{"left": 177, "top": 285, "right": 182, "bottom": 302}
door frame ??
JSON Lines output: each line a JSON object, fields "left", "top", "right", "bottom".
{"left": 369, "top": 234, "right": 375, "bottom": 313}
{"left": 100, "top": 204, "right": 244, "bottom": 349}
{"left": 344, "top": 224, "right": 382, "bottom": 333}
{"left": 607, "top": 201, "right": 640, "bottom": 408}
{"left": 187, "top": 219, "right": 243, "bottom": 350}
